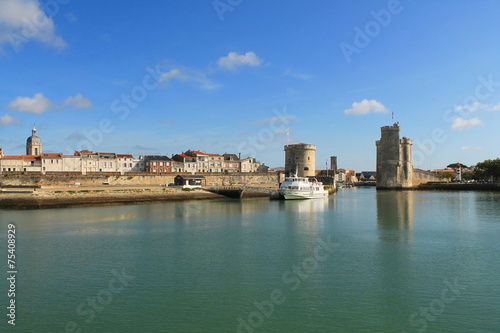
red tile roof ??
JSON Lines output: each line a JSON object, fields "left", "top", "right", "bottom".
{"left": 41, "top": 153, "right": 62, "bottom": 158}
{"left": 2, "top": 155, "right": 23, "bottom": 159}
{"left": 2, "top": 155, "right": 40, "bottom": 160}
{"left": 187, "top": 150, "right": 206, "bottom": 155}
{"left": 186, "top": 150, "right": 221, "bottom": 157}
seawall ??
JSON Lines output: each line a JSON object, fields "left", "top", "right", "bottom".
{"left": 377, "top": 183, "right": 500, "bottom": 191}
{"left": 0, "top": 188, "right": 228, "bottom": 210}
{"left": 0, "top": 172, "right": 281, "bottom": 187}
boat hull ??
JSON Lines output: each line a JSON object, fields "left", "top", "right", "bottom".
{"left": 280, "top": 190, "right": 329, "bottom": 200}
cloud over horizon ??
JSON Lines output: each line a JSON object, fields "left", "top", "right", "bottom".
{"left": 0, "top": 114, "right": 21, "bottom": 126}
{"left": 63, "top": 93, "right": 93, "bottom": 109}
{"left": 0, "top": 0, "right": 67, "bottom": 52}
{"left": 7, "top": 93, "right": 93, "bottom": 114}
{"left": 159, "top": 67, "right": 219, "bottom": 91}
{"left": 451, "top": 117, "right": 483, "bottom": 131}
{"left": 455, "top": 101, "right": 500, "bottom": 113}
{"left": 217, "top": 51, "right": 263, "bottom": 70}
{"left": 344, "top": 99, "right": 388, "bottom": 115}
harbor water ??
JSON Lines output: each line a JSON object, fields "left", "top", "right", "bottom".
{"left": 1, "top": 188, "right": 499, "bottom": 332}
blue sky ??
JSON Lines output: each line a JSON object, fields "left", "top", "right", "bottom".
{"left": 1, "top": 0, "right": 499, "bottom": 171}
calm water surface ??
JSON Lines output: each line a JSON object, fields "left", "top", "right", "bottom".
{"left": 1, "top": 188, "right": 499, "bottom": 332}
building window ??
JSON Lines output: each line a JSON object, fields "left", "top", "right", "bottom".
{"left": 304, "top": 167, "right": 309, "bottom": 171}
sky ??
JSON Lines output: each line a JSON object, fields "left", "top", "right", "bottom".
{"left": 0, "top": 0, "right": 499, "bottom": 171}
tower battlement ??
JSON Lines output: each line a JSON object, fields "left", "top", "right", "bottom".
{"left": 376, "top": 123, "right": 412, "bottom": 189}
{"left": 284, "top": 143, "right": 316, "bottom": 177}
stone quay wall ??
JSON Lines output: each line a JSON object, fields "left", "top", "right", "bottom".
{"left": 412, "top": 169, "right": 441, "bottom": 186}
{"left": 0, "top": 172, "right": 281, "bottom": 187}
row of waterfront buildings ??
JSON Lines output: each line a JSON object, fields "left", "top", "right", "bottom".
{"left": 0, "top": 128, "right": 268, "bottom": 175}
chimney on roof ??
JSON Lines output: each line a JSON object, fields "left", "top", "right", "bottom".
{"left": 238, "top": 152, "right": 241, "bottom": 160}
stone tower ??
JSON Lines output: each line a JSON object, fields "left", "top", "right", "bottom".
{"left": 330, "top": 156, "right": 337, "bottom": 172}
{"left": 284, "top": 143, "right": 316, "bottom": 177}
{"left": 26, "top": 127, "right": 42, "bottom": 155}
{"left": 376, "top": 123, "right": 413, "bottom": 189}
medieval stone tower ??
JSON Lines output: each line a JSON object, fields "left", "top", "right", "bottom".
{"left": 284, "top": 143, "right": 316, "bottom": 177}
{"left": 26, "top": 127, "right": 42, "bottom": 155}
{"left": 376, "top": 123, "right": 413, "bottom": 189}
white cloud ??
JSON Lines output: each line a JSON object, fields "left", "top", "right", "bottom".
{"left": 344, "top": 99, "right": 388, "bottom": 115}
{"left": 417, "top": 144, "right": 432, "bottom": 151}
{"left": 460, "top": 146, "right": 484, "bottom": 151}
{"left": 455, "top": 102, "right": 500, "bottom": 113}
{"left": 159, "top": 67, "right": 219, "bottom": 91}
{"left": 0, "top": 114, "right": 21, "bottom": 126}
{"left": 450, "top": 117, "right": 482, "bottom": 131}
{"left": 159, "top": 68, "right": 183, "bottom": 82}
{"left": 0, "top": 0, "right": 67, "bottom": 52}
{"left": 7, "top": 93, "right": 93, "bottom": 113}
{"left": 217, "top": 51, "right": 263, "bottom": 70}
{"left": 7, "top": 93, "right": 52, "bottom": 114}
{"left": 63, "top": 93, "right": 93, "bottom": 109}
{"left": 283, "top": 69, "right": 313, "bottom": 81}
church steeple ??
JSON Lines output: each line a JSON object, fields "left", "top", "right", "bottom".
{"left": 26, "top": 126, "right": 42, "bottom": 155}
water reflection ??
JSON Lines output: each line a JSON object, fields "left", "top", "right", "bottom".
{"left": 376, "top": 191, "right": 414, "bottom": 243}
{"left": 282, "top": 198, "right": 329, "bottom": 213}
{"left": 173, "top": 198, "right": 272, "bottom": 223}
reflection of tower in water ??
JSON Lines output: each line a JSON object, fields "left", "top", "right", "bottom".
{"left": 376, "top": 191, "right": 414, "bottom": 242}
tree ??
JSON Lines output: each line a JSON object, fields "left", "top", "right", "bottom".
{"left": 474, "top": 158, "right": 500, "bottom": 182}
{"left": 461, "top": 171, "right": 475, "bottom": 181}
{"left": 437, "top": 171, "right": 456, "bottom": 182}
{"left": 447, "top": 163, "right": 468, "bottom": 169}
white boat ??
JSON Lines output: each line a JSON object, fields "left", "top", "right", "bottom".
{"left": 279, "top": 174, "right": 329, "bottom": 200}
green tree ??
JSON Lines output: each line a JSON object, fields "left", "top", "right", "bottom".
{"left": 474, "top": 158, "right": 500, "bottom": 182}
{"left": 461, "top": 171, "right": 475, "bottom": 181}
{"left": 437, "top": 171, "right": 456, "bottom": 182}
{"left": 447, "top": 163, "right": 468, "bottom": 169}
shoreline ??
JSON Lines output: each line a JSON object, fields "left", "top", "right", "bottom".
{"left": 0, "top": 187, "right": 230, "bottom": 210}
{"left": 375, "top": 183, "right": 500, "bottom": 191}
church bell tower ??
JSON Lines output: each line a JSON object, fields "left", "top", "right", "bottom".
{"left": 26, "top": 127, "right": 42, "bottom": 155}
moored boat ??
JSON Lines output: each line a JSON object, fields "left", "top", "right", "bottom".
{"left": 279, "top": 174, "right": 329, "bottom": 200}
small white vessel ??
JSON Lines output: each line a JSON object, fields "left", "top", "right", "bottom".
{"left": 279, "top": 174, "right": 329, "bottom": 200}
